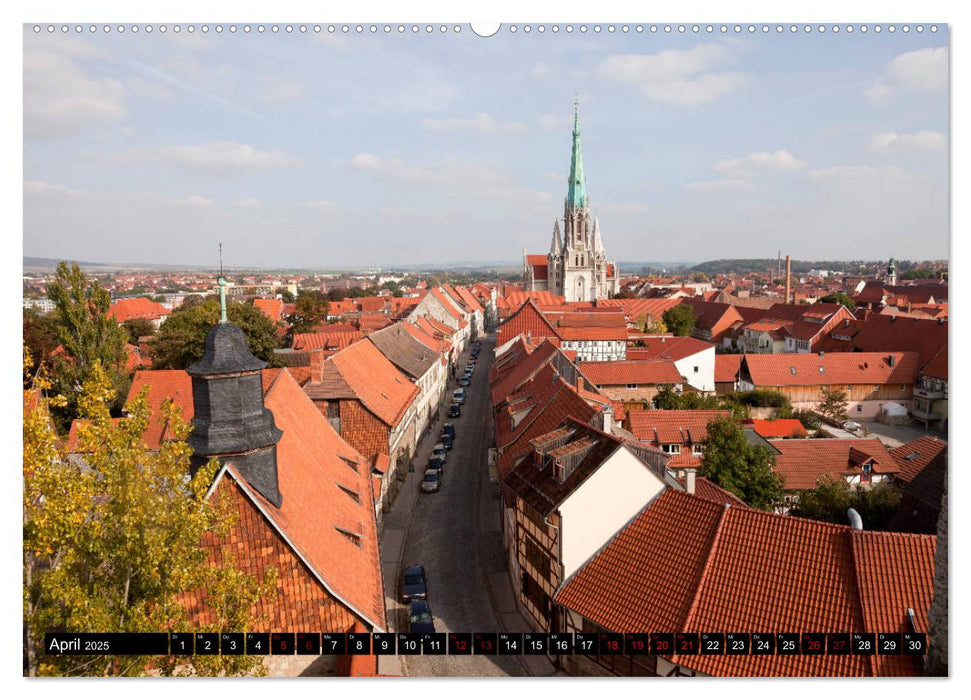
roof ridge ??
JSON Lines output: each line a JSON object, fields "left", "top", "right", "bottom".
{"left": 846, "top": 529, "right": 877, "bottom": 677}
{"left": 674, "top": 500, "right": 732, "bottom": 657}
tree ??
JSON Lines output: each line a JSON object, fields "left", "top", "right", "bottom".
{"left": 700, "top": 416, "right": 784, "bottom": 510}
{"left": 287, "top": 290, "right": 329, "bottom": 334}
{"left": 23, "top": 308, "right": 61, "bottom": 382}
{"left": 691, "top": 272, "right": 709, "bottom": 283}
{"left": 122, "top": 318, "right": 156, "bottom": 345}
{"left": 611, "top": 289, "right": 637, "bottom": 299}
{"left": 790, "top": 476, "right": 901, "bottom": 530}
{"left": 662, "top": 304, "right": 697, "bottom": 337}
{"left": 23, "top": 361, "right": 273, "bottom": 676}
{"left": 150, "top": 298, "right": 282, "bottom": 370}
{"left": 819, "top": 293, "right": 855, "bottom": 310}
{"left": 277, "top": 288, "right": 296, "bottom": 303}
{"left": 46, "top": 261, "right": 129, "bottom": 428}
{"left": 818, "top": 386, "right": 849, "bottom": 424}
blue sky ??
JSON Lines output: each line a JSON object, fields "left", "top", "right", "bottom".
{"left": 23, "top": 25, "right": 949, "bottom": 269}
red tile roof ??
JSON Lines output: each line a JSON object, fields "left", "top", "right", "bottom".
{"left": 496, "top": 299, "right": 559, "bottom": 346}
{"left": 292, "top": 330, "right": 363, "bottom": 352}
{"left": 921, "top": 346, "right": 947, "bottom": 380}
{"left": 108, "top": 297, "right": 170, "bottom": 323}
{"left": 491, "top": 339, "right": 560, "bottom": 406}
{"left": 678, "top": 476, "right": 749, "bottom": 508}
{"left": 626, "top": 335, "right": 714, "bottom": 361}
{"left": 579, "top": 360, "right": 684, "bottom": 386}
{"left": 253, "top": 298, "right": 284, "bottom": 323}
{"left": 850, "top": 314, "right": 947, "bottom": 369}
{"left": 555, "top": 489, "right": 933, "bottom": 676}
{"left": 329, "top": 340, "right": 418, "bottom": 428}
{"left": 452, "top": 285, "right": 485, "bottom": 313}
{"left": 627, "top": 410, "right": 729, "bottom": 445}
{"left": 714, "top": 354, "right": 742, "bottom": 383}
{"left": 430, "top": 287, "right": 465, "bottom": 320}
{"left": 743, "top": 351, "right": 920, "bottom": 387}
{"left": 890, "top": 435, "right": 948, "bottom": 484}
{"left": 399, "top": 320, "right": 447, "bottom": 355}
{"left": 744, "top": 418, "right": 808, "bottom": 439}
{"left": 207, "top": 369, "right": 385, "bottom": 631}
{"left": 771, "top": 438, "right": 898, "bottom": 490}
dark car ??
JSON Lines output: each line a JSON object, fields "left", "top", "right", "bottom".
{"left": 400, "top": 565, "right": 427, "bottom": 602}
{"left": 432, "top": 443, "right": 448, "bottom": 463}
{"left": 442, "top": 422, "right": 456, "bottom": 439}
{"left": 440, "top": 434, "right": 453, "bottom": 450}
{"left": 458, "top": 376, "right": 471, "bottom": 387}
{"left": 428, "top": 456, "right": 444, "bottom": 471}
{"left": 448, "top": 403, "right": 461, "bottom": 418}
{"left": 409, "top": 600, "right": 436, "bottom": 634}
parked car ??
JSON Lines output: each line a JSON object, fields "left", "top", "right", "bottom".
{"left": 458, "top": 376, "right": 471, "bottom": 387}
{"left": 432, "top": 443, "right": 448, "bottom": 463}
{"left": 428, "top": 456, "right": 444, "bottom": 471}
{"left": 465, "top": 364, "right": 475, "bottom": 374}
{"left": 448, "top": 403, "right": 461, "bottom": 418}
{"left": 442, "top": 422, "right": 456, "bottom": 439}
{"left": 420, "top": 469, "right": 441, "bottom": 493}
{"left": 440, "top": 434, "right": 454, "bottom": 450}
{"left": 843, "top": 420, "right": 862, "bottom": 432}
{"left": 453, "top": 389, "right": 466, "bottom": 405}
{"left": 400, "top": 565, "right": 427, "bottom": 602}
{"left": 409, "top": 600, "right": 436, "bottom": 634}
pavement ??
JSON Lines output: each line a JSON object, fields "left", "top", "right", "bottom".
{"left": 821, "top": 420, "right": 944, "bottom": 448}
{"left": 377, "top": 331, "right": 561, "bottom": 678}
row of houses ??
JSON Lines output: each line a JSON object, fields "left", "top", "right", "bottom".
{"left": 487, "top": 297, "right": 944, "bottom": 677}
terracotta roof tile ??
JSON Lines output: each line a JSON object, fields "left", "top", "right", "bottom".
{"left": 292, "top": 330, "right": 363, "bottom": 352}
{"left": 743, "top": 352, "right": 919, "bottom": 387}
{"left": 890, "top": 436, "right": 948, "bottom": 484}
{"left": 579, "top": 360, "right": 684, "bottom": 386}
{"left": 555, "top": 489, "right": 933, "bottom": 676}
{"left": 772, "top": 438, "right": 898, "bottom": 490}
{"left": 328, "top": 340, "right": 418, "bottom": 427}
{"left": 744, "top": 418, "right": 808, "bottom": 439}
{"left": 626, "top": 335, "right": 714, "bottom": 361}
{"left": 108, "top": 297, "right": 170, "bottom": 323}
{"left": 714, "top": 354, "right": 742, "bottom": 383}
{"left": 253, "top": 298, "right": 284, "bottom": 323}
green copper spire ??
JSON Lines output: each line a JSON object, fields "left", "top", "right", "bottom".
{"left": 217, "top": 276, "right": 228, "bottom": 323}
{"left": 567, "top": 100, "right": 586, "bottom": 209}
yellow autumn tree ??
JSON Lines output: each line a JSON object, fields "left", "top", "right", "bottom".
{"left": 23, "top": 357, "right": 274, "bottom": 676}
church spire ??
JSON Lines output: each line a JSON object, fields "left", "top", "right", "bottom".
{"left": 550, "top": 219, "right": 562, "bottom": 255}
{"left": 567, "top": 99, "right": 586, "bottom": 209}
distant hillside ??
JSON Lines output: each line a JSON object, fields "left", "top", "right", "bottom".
{"left": 690, "top": 259, "right": 870, "bottom": 276}
{"left": 23, "top": 256, "right": 106, "bottom": 269}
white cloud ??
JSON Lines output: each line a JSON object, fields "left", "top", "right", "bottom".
{"left": 106, "top": 142, "right": 302, "bottom": 175}
{"left": 712, "top": 150, "right": 805, "bottom": 178}
{"left": 233, "top": 198, "right": 261, "bottom": 208}
{"left": 24, "top": 180, "right": 79, "bottom": 197}
{"left": 531, "top": 63, "right": 551, "bottom": 79}
{"left": 347, "top": 153, "right": 553, "bottom": 206}
{"left": 685, "top": 179, "right": 760, "bottom": 192}
{"left": 868, "top": 130, "right": 946, "bottom": 153}
{"left": 864, "top": 47, "right": 948, "bottom": 105}
{"left": 596, "top": 45, "right": 748, "bottom": 105}
{"left": 540, "top": 113, "right": 573, "bottom": 131}
{"left": 260, "top": 76, "right": 307, "bottom": 104}
{"left": 421, "top": 113, "right": 525, "bottom": 135}
{"left": 598, "top": 203, "right": 651, "bottom": 215}
{"left": 24, "top": 37, "right": 127, "bottom": 139}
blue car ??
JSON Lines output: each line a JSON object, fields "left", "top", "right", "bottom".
{"left": 400, "top": 565, "right": 427, "bottom": 602}
{"left": 409, "top": 600, "right": 436, "bottom": 634}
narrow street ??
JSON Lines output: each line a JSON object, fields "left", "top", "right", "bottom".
{"left": 377, "top": 333, "right": 528, "bottom": 677}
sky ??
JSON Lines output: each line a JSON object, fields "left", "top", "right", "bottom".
{"left": 23, "top": 24, "right": 949, "bottom": 269}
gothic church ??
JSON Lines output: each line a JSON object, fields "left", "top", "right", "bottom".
{"left": 523, "top": 104, "right": 620, "bottom": 302}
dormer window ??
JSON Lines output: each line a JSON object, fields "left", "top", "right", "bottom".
{"left": 662, "top": 444, "right": 682, "bottom": 455}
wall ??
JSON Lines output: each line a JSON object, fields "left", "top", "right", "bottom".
{"left": 674, "top": 346, "right": 716, "bottom": 393}
{"left": 558, "top": 447, "right": 666, "bottom": 580}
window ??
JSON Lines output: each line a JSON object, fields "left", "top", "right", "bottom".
{"left": 693, "top": 366, "right": 699, "bottom": 373}
{"left": 692, "top": 444, "right": 704, "bottom": 455}
{"left": 856, "top": 404, "right": 862, "bottom": 413}
{"left": 626, "top": 383, "right": 637, "bottom": 389}
{"left": 662, "top": 444, "right": 682, "bottom": 454}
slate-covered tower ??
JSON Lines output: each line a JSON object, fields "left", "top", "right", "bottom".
{"left": 523, "top": 102, "right": 620, "bottom": 301}
{"left": 187, "top": 278, "right": 284, "bottom": 507}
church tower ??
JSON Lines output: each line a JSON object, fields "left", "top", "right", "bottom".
{"left": 523, "top": 102, "right": 620, "bottom": 300}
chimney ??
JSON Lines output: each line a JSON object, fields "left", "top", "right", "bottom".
{"left": 602, "top": 403, "right": 614, "bottom": 434}
{"left": 785, "top": 255, "right": 791, "bottom": 304}
{"left": 818, "top": 351, "right": 825, "bottom": 358}
{"left": 309, "top": 348, "right": 325, "bottom": 382}
{"left": 847, "top": 508, "right": 863, "bottom": 531}
{"left": 888, "top": 354, "right": 896, "bottom": 368}
{"left": 686, "top": 469, "right": 696, "bottom": 495}
{"left": 187, "top": 321, "right": 284, "bottom": 507}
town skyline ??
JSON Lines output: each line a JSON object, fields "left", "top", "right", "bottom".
{"left": 24, "top": 26, "right": 948, "bottom": 268}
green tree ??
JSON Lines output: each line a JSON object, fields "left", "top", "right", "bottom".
{"left": 150, "top": 298, "right": 281, "bottom": 370}
{"left": 700, "top": 416, "right": 784, "bottom": 510}
{"left": 819, "top": 293, "right": 856, "bottom": 310}
{"left": 662, "top": 304, "right": 697, "bottom": 337}
{"left": 818, "top": 386, "right": 849, "bottom": 424}
{"left": 691, "top": 272, "right": 709, "bottom": 283}
{"left": 46, "top": 261, "right": 129, "bottom": 427}
{"left": 122, "top": 318, "right": 156, "bottom": 345}
{"left": 23, "top": 362, "right": 273, "bottom": 676}
{"left": 790, "top": 476, "right": 902, "bottom": 530}
{"left": 287, "top": 290, "right": 329, "bottom": 334}
{"left": 277, "top": 289, "right": 296, "bottom": 303}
